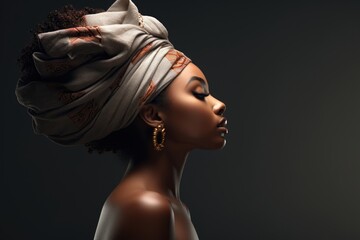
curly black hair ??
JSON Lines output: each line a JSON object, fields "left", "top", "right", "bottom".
{"left": 17, "top": 5, "right": 104, "bottom": 87}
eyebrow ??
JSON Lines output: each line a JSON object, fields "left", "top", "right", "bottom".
{"left": 187, "top": 76, "right": 209, "bottom": 92}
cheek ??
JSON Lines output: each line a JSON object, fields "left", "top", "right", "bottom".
{"left": 165, "top": 97, "right": 215, "bottom": 140}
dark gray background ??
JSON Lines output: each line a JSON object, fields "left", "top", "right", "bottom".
{"left": 2, "top": 0, "right": 360, "bottom": 239}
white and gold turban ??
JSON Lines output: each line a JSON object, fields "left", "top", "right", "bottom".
{"left": 15, "top": 0, "right": 191, "bottom": 146}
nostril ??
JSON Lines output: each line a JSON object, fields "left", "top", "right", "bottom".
{"left": 218, "top": 108, "right": 225, "bottom": 116}
{"left": 214, "top": 103, "right": 226, "bottom": 116}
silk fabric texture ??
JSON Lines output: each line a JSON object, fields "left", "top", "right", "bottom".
{"left": 15, "top": 0, "right": 191, "bottom": 146}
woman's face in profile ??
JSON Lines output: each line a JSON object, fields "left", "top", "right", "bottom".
{"left": 161, "top": 63, "right": 228, "bottom": 150}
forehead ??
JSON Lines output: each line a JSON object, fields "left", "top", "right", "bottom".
{"left": 169, "top": 63, "right": 208, "bottom": 88}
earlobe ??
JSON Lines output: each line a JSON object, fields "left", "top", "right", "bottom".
{"left": 139, "top": 104, "right": 163, "bottom": 128}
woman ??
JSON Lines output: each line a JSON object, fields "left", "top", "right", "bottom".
{"left": 15, "top": 0, "right": 228, "bottom": 239}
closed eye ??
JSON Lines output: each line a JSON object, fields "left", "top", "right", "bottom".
{"left": 193, "top": 92, "right": 210, "bottom": 100}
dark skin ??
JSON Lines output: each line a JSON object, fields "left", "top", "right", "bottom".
{"left": 94, "top": 63, "right": 227, "bottom": 240}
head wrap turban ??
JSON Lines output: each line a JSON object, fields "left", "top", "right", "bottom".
{"left": 15, "top": 0, "right": 191, "bottom": 146}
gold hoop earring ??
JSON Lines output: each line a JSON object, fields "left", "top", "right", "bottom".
{"left": 153, "top": 123, "right": 165, "bottom": 151}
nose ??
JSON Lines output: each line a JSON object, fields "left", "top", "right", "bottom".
{"left": 212, "top": 97, "right": 226, "bottom": 116}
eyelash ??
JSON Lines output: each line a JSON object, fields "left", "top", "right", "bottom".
{"left": 193, "top": 92, "right": 210, "bottom": 100}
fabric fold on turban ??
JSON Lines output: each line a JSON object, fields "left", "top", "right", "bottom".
{"left": 15, "top": 0, "right": 191, "bottom": 146}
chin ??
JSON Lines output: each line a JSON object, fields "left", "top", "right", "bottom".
{"left": 217, "top": 139, "right": 227, "bottom": 149}
{"left": 219, "top": 139, "right": 227, "bottom": 149}
{"left": 203, "top": 138, "right": 227, "bottom": 150}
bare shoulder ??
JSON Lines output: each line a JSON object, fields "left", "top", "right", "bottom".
{"left": 102, "top": 190, "right": 174, "bottom": 240}
{"left": 113, "top": 190, "right": 172, "bottom": 219}
{"left": 107, "top": 182, "right": 172, "bottom": 214}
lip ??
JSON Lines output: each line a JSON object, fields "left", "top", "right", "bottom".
{"left": 217, "top": 117, "right": 229, "bottom": 136}
{"left": 217, "top": 117, "right": 228, "bottom": 128}
{"left": 218, "top": 126, "right": 228, "bottom": 133}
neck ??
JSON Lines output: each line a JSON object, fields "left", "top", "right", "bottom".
{"left": 124, "top": 146, "right": 189, "bottom": 200}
